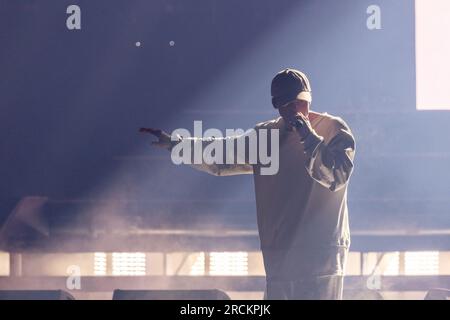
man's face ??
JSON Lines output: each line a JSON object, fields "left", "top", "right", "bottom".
{"left": 278, "top": 99, "right": 309, "bottom": 121}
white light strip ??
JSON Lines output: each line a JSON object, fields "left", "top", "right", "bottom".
{"left": 94, "top": 252, "right": 107, "bottom": 276}
{"left": 189, "top": 252, "right": 206, "bottom": 276}
{"left": 382, "top": 252, "right": 400, "bottom": 276}
{"left": 405, "top": 251, "right": 439, "bottom": 275}
{"left": 209, "top": 252, "right": 248, "bottom": 276}
{"left": 112, "top": 252, "right": 146, "bottom": 276}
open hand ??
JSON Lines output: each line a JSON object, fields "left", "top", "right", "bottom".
{"left": 139, "top": 127, "right": 172, "bottom": 149}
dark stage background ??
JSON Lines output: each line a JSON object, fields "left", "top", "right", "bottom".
{"left": 0, "top": 0, "right": 449, "bottom": 251}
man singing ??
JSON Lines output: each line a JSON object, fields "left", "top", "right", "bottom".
{"left": 143, "top": 68, "right": 356, "bottom": 299}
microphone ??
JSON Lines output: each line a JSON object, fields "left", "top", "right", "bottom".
{"left": 288, "top": 117, "right": 306, "bottom": 129}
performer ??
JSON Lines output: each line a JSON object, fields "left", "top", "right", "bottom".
{"left": 142, "top": 68, "right": 356, "bottom": 299}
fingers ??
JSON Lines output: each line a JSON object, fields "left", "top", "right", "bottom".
{"left": 139, "top": 127, "right": 162, "bottom": 137}
{"left": 295, "top": 112, "right": 309, "bottom": 122}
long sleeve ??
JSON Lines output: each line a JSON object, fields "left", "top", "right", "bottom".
{"left": 171, "top": 130, "right": 255, "bottom": 176}
{"left": 301, "top": 122, "right": 355, "bottom": 192}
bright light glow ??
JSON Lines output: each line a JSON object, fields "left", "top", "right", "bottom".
{"left": 405, "top": 251, "right": 439, "bottom": 275}
{"left": 209, "top": 252, "right": 248, "bottom": 276}
{"left": 416, "top": 0, "right": 450, "bottom": 110}
{"left": 189, "top": 252, "right": 206, "bottom": 276}
{"left": 382, "top": 252, "right": 400, "bottom": 276}
{"left": 112, "top": 252, "right": 146, "bottom": 276}
{"left": 94, "top": 252, "right": 107, "bottom": 276}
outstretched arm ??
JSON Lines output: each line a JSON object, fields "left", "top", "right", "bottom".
{"left": 140, "top": 127, "right": 253, "bottom": 176}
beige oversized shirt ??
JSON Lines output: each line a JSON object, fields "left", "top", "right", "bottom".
{"left": 182, "top": 112, "right": 356, "bottom": 280}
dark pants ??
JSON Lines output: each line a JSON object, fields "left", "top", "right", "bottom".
{"left": 265, "top": 275, "right": 344, "bottom": 300}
